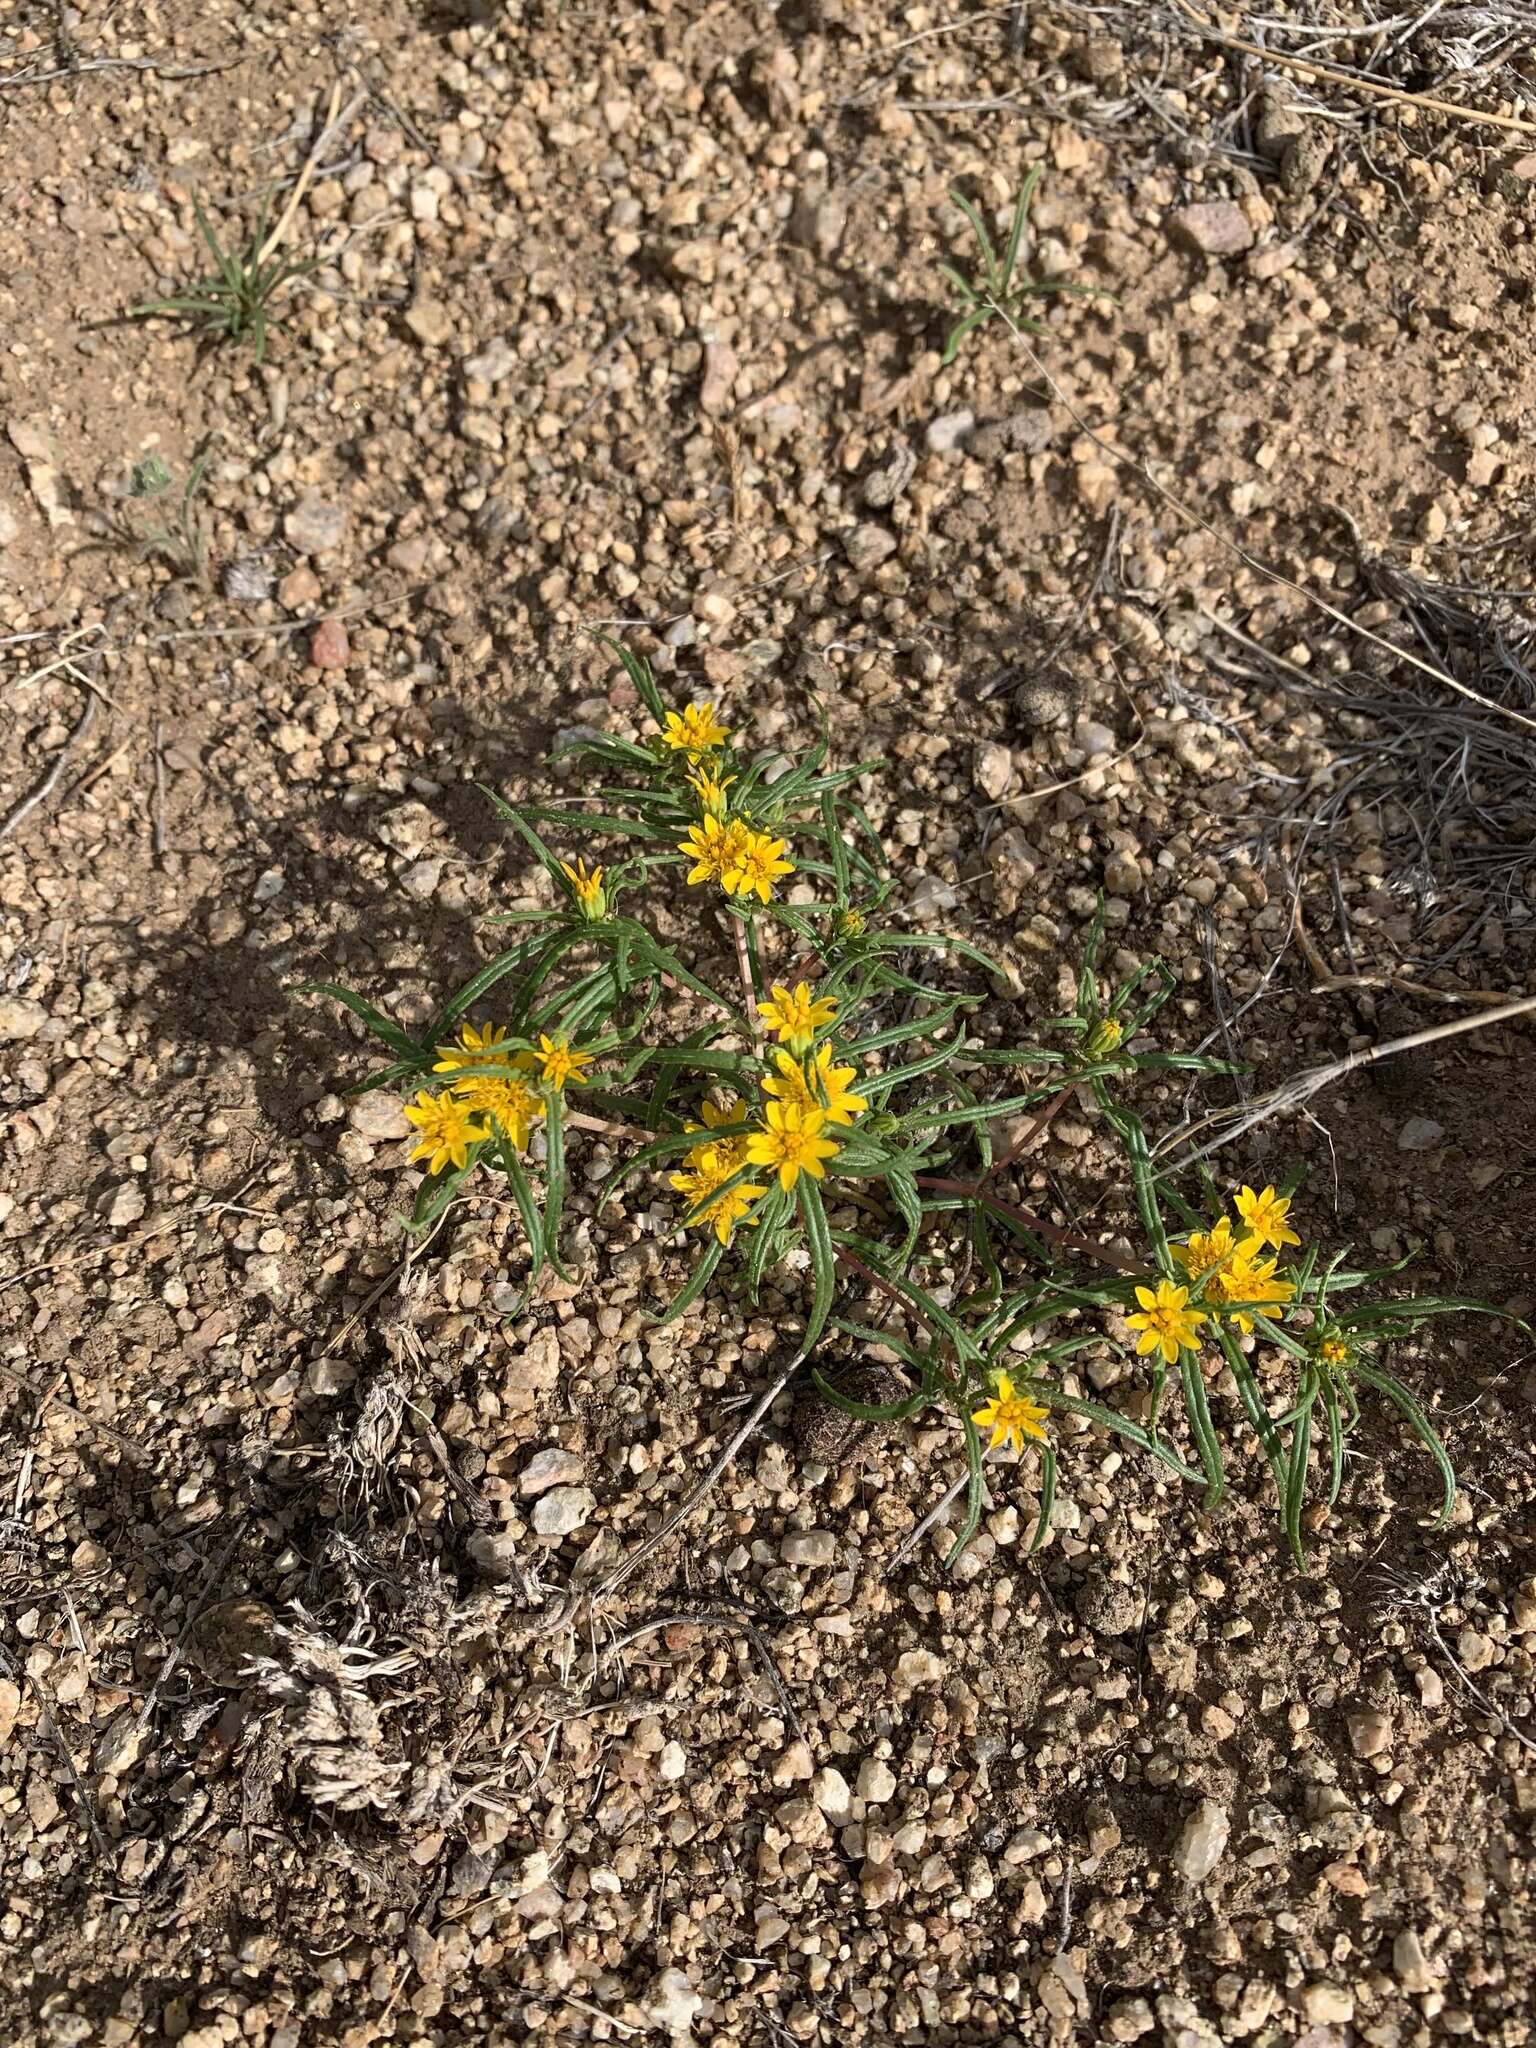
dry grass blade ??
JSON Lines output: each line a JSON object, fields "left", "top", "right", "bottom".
{"left": 1157, "top": 994, "right": 1536, "bottom": 1171}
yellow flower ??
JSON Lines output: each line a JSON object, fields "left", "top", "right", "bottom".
{"left": 1125, "top": 1279, "right": 1207, "bottom": 1364}
{"left": 764, "top": 1045, "right": 867, "bottom": 1127}
{"left": 1171, "top": 1216, "right": 1240, "bottom": 1289}
{"left": 757, "top": 980, "right": 838, "bottom": 1052}
{"left": 834, "top": 907, "right": 866, "bottom": 942}
{"left": 517, "top": 1033, "right": 593, "bottom": 1092}
{"left": 1086, "top": 1017, "right": 1123, "bottom": 1058}
{"left": 560, "top": 857, "right": 605, "bottom": 920}
{"left": 661, "top": 703, "right": 732, "bottom": 757}
{"left": 1319, "top": 1334, "right": 1351, "bottom": 1368}
{"left": 403, "top": 1090, "right": 489, "bottom": 1176}
{"left": 668, "top": 1157, "right": 767, "bottom": 1246}
{"left": 453, "top": 1072, "right": 544, "bottom": 1151}
{"left": 745, "top": 1101, "right": 841, "bottom": 1192}
{"left": 972, "top": 1372, "right": 1049, "bottom": 1454}
{"left": 682, "top": 1097, "right": 750, "bottom": 1176}
{"left": 1235, "top": 1183, "right": 1300, "bottom": 1252}
{"left": 679, "top": 813, "right": 750, "bottom": 887}
{"left": 432, "top": 1018, "right": 512, "bottom": 1076}
{"left": 687, "top": 767, "right": 735, "bottom": 817}
{"left": 721, "top": 827, "right": 795, "bottom": 905}
{"left": 1217, "top": 1247, "right": 1295, "bottom": 1335}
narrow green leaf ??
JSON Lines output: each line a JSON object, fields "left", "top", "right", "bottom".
{"left": 298, "top": 982, "right": 420, "bottom": 1059}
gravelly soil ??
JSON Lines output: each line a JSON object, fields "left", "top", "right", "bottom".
{"left": 3, "top": 4, "right": 1536, "bottom": 2044}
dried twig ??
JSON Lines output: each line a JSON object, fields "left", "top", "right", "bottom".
{"left": 256, "top": 79, "right": 345, "bottom": 267}
{"left": 606, "top": 1606, "right": 802, "bottom": 1737}
{"left": 0, "top": 1360, "right": 154, "bottom": 1468}
{"left": 1157, "top": 994, "right": 1536, "bottom": 1172}
{"left": 1174, "top": 1, "right": 1536, "bottom": 137}
{"left": 0, "top": 688, "right": 98, "bottom": 842}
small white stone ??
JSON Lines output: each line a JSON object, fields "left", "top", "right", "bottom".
{"left": 519, "top": 1448, "right": 585, "bottom": 1497}
{"left": 782, "top": 1530, "right": 835, "bottom": 1568}
{"left": 857, "top": 1758, "right": 897, "bottom": 1804}
{"left": 1171, "top": 1797, "right": 1229, "bottom": 1882}
{"left": 811, "top": 1766, "right": 853, "bottom": 1824}
{"left": 643, "top": 1967, "right": 702, "bottom": 2037}
{"left": 530, "top": 1486, "right": 596, "bottom": 1538}
{"left": 1397, "top": 1116, "right": 1445, "bottom": 1152}
{"left": 658, "top": 1741, "right": 687, "bottom": 1781}
{"left": 892, "top": 1649, "right": 944, "bottom": 1688}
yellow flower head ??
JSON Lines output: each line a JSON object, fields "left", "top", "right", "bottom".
{"left": 764, "top": 1044, "right": 867, "bottom": 1127}
{"left": 1086, "top": 1017, "right": 1124, "bottom": 1059}
{"left": 668, "top": 1157, "right": 766, "bottom": 1246}
{"left": 972, "top": 1372, "right": 1049, "bottom": 1455}
{"left": 745, "top": 1100, "right": 841, "bottom": 1193}
{"left": 1319, "top": 1334, "right": 1351, "bottom": 1369}
{"left": 432, "top": 1018, "right": 512, "bottom": 1076}
{"left": 687, "top": 767, "right": 735, "bottom": 818}
{"left": 517, "top": 1033, "right": 594, "bottom": 1092}
{"left": 757, "top": 980, "right": 838, "bottom": 1053}
{"left": 1126, "top": 1279, "right": 1207, "bottom": 1364}
{"left": 1171, "top": 1216, "right": 1239, "bottom": 1289}
{"left": 682, "top": 1096, "right": 750, "bottom": 1177}
{"left": 453, "top": 1072, "right": 544, "bottom": 1151}
{"left": 1235, "top": 1184, "right": 1300, "bottom": 1253}
{"left": 403, "top": 1089, "right": 489, "bottom": 1176}
{"left": 834, "top": 907, "right": 867, "bottom": 942}
{"left": 661, "top": 703, "right": 732, "bottom": 757}
{"left": 721, "top": 827, "right": 795, "bottom": 905}
{"left": 679, "top": 813, "right": 751, "bottom": 888}
{"left": 560, "top": 857, "right": 605, "bottom": 920}
{"left": 1216, "top": 1246, "right": 1295, "bottom": 1335}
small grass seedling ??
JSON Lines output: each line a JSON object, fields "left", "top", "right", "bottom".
{"left": 132, "top": 191, "right": 315, "bottom": 363}
{"left": 940, "top": 168, "right": 1112, "bottom": 365}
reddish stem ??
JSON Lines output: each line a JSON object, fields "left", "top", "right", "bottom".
{"left": 980, "top": 1082, "right": 1074, "bottom": 1185}
{"left": 913, "top": 1175, "right": 1143, "bottom": 1275}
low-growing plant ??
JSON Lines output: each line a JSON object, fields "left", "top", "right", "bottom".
{"left": 131, "top": 190, "right": 315, "bottom": 363}
{"left": 308, "top": 642, "right": 1514, "bottom": 1568}
{"left": 122, "top": 449, "right": 213, "bottom": 586}
{"left": 940, "top": 168, "right": 1112, "bottom": 365}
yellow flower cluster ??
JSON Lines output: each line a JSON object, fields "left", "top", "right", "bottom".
{"left": 560, "top": 857, "right": 605, "bottom": 920}
{"left": 660, "top": 698, "right": 796, "bottom": 906}
{"left": 401, "top": 1019, "right": 595, "bottom": 1173}
{"left": 670, "top": 985, "right": 869, "bottom": 1240}
{"left": 1125, "top": 1184, "right": 1301, "bottom": 1362}
{"left": 1171, "top": 1184, "right": 1298, "bottom": 1335}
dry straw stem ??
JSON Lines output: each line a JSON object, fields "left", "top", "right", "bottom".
{"left": 255, "top": 79, "right": 344, "bottom": 267}
{"left": 995, "top": 312, "right": 1536, "bottom": 740}
{"left": 1158, "top": 992, "right": 1536, "bottom": 1172}
{"left": 1173, "top": 0, "right": 1536, "bottom": 138}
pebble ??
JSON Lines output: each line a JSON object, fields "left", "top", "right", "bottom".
{"left": 857, "top": 1757, "right": 896, "bottom": 1804}
{"left": 861, "top": 441, "right": 917, "bottom": 509}
{"left": 782, "top": 1530, "right": 835, "bottom": 1568}
{"left": 530, "top": 1486, "right": 596, "bottom": 1537}
{"left": 892, "top": 1648, "right": 945, "bottom": 1688}
{"left": 1301, "top": 1983, "right": 1354, "bottom": 2025}
{"left": 347, "top": 1093, "right": 409, "bottom": 1142}
{"left": 843, "top": 522, "right": 898, "bottom": 571}
{"left": 310, "top": 617, "right": 350, "bottom": 670}
{"left": 1171, "top": 1797, "right": 1230, "bottom": 1882}
{"left": 278, "top": 563, "right": 322, "bottom": 610}
{"left": 973, "top": 741, "right": 1013, "bottom": 801}
{"left": 97, "top": 1181, "right": 146, "bottom": 1227}
{"left": 699, "top": 338, "right": 738, "bottom": 415}
{"left": 1393, "top": 1928, "right": 1434, "bottom": 1993}
{"left": 405, "top": 298, "right": 453, "bottom": 347}
{"left": 925, "top": 409, "right": 975, "bottom": 454}
{"left": 0, "top": 996, "right": 46, "bottom": 1041}
{"left": 519, "top": 1448, "right": 585, "bottom": 1496}
{"left": 658, "top": 1741, "right": 687, "bottom": 1782}
{"left": 810, "top": 1766, "right": 852, "bottom": 1823}
{"left": 642, "top": 1968, "right": 702, "bottom": 2038}
{"left": 283, "top": 492, "right": 347, "bottom": 555}
{"left": 1075, "top": 1577, "right": 1141, "bottom": 1636}
{"left": 859, "top": 1858, "right": 901, "bottom": 1906}
{"left": 1347, "top": 1708, "right": 1393, "bottom": 1758}
{"left": 1397, "top": 1116, "right": 1444, "bottom": 1152}
{"left": 1169, "top": 201, "right": 1254, "bottom": 256}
